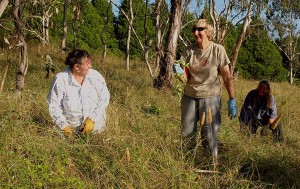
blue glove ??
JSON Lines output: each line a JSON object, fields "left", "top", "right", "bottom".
{"left": 172, "top": 63, "right": 184, "bottom": 75}
{"left": 228, "top": 98, "right": 237, "bottom": 119}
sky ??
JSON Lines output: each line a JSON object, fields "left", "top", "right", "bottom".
{"left": 111, "top": 0, "right": 300, "bottom": 37}
{"left": 111, "top": 0, "right": 241, "bottom": 23}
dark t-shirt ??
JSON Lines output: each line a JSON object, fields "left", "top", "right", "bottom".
{"left": 239, "top": 89, "right": 277, "bottom": 126}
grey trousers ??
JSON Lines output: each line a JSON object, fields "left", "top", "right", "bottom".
{"left": 181, "top": 94, "right": 222, "bottom": 157}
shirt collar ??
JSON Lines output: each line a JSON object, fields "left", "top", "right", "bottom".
{"left": 67, "top": 67, "right": 93, "bottom": 86}
{"left": 67, "top": 67, "right": 81, "bottom": 86}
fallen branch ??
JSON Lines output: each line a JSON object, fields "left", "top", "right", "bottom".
{"left": 193, "top": 168, "right": 219, "bottom": 174}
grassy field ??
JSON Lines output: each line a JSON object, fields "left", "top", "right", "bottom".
{"left": 0, "top": 44, "right": 299, "bottom": 188}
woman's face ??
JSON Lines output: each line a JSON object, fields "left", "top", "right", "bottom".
{"left": 257, "top": 83, "right": 269, "bottom": 97}
{"left": 76, "top": 57, "right": 92, "bottom": 76}
{"left": 193, "top": 24, "right": 208, "bottom": 44}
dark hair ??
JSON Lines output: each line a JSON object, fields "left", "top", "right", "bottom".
{"left": 259, "top": 80, "right": 270, "bottom": 89}
{"left": 255, "top": 80, "right": 272, "bottom": 108}
{"left": 65, "top": 49, "right": 90, "bottom": 69}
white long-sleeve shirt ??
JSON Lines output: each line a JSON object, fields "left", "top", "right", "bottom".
{"left": 47, "top": 67, "right": 110, "bottom": 132}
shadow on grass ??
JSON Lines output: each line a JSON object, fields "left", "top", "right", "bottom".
{"left": 191, "top": 139, "right": 299, "bottom": 188}
{"left": 239, "top": 156, "right": 300, "bottom": 188}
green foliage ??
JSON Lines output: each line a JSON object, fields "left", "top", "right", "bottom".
{"left": 236, "top": 29, "right": 287, "bottom": 81}
{"left": 69, "top": 1, "right": 103, "bottom": 50}
{"left": 45, "top": 55, "right": 56, "bottom": 72}
{"left": 223, "top": 23, "right": 239, "bottom": 56}
{"left": 50, "top": 0, "right": 118, "bottom": 53}
{"left": 91, "top": 0, "right": 119, "bottom": 50}
{"left": 116, "top": 0, "right": 156, "bottom": 58}
{"left": 142, "top": 102, "right": 161, "bottom": 115}
{"left": 172, "top": 80, "right": 185, "bottom": 100}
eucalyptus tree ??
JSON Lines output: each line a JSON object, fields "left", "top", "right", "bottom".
{"left": 70, "top": 0, "right": 85, "bottom": 49}
{"left": 13, "top": 0, "right": 28, "bottom": 92}
{"left": 116, "top": 0, "right": 155, "bottom": 58}
{"left": 153, "top": 0, "right": 166, "bottom": 76}
{"left": 61, "top": 0, "right": 68, "bottom": 52}
{"left": 112, "top": 0, "right": 158, "bottom": 77}
{"left": 206, "top": 0, "right": 269, "bottom": 74}
{"left": 266, "top": 0, "right": 300, "bottom": 84}
{"left": 24, "top": 0, "right": 61, "bottom": 44}
{"left": 154, "top": 0, "right": 184, "bottom": 88}
{"left": 125, "top": 0, "right": 133, "bottom": 70}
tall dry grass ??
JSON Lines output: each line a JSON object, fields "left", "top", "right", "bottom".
{"left": 0, "top": 43, "right": 299, "bottom": 188}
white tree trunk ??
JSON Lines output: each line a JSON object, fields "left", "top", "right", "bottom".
{"left": 230, "top": 4, "right": 252, "bottom": 74}
{"left": 61, "top": 0, "right": 68, "bottom": 52}
{"left": 0, "top": 0, "right": 8, "bottom": 17}
{"left": 154, "top": 0, "right": 183, "bottom": 88}
{"left": 126, "top": 0, "right": 133, "bottom": 71}
{"left": 154, "top": 0, "right": 163, "bottom": 77}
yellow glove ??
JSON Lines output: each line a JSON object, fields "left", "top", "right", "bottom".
{"left": 270, "top": 115, "right": 282, "bottom": 130}
{"left": 81, "top": 117, "right": 94, "bottom": 134}
{"left": 63, "top": 126, "right": 74, "bottom": 137}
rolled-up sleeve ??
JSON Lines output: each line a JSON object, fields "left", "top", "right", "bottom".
{"left": 268, "top": 96, "right": 277, "bottom": 118}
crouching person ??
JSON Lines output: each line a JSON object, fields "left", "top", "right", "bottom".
{"left": 239, "top": 80, "right": 283, "bottom": 142}
{"left": 47, "top": 49, "right": 110, "bottom": 138}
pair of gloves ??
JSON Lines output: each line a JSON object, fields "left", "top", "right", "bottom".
{"left": 173, "top": 63, "right": 237, "bottom": 119}
{"left": 63, "top": 117, "right": 95, "bottom": 137}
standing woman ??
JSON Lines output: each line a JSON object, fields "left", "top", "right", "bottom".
{"left": 47, "top": 49, "right": 110, "bottom": 137}
{"left": 173, "top": 19, "right": 237, "bottom": 157}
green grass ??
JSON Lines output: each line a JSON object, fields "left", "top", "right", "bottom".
{"left": 0, "top": 44, "right": 299, "bottom": 188}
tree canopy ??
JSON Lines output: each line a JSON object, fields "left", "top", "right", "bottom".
{"left": 1, "top": 0, "right": 299, "bottom": 85}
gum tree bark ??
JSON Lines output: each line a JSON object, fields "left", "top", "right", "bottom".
{"left": 13, "top": 0, "right": 28, "bottom": 92}
{"left": 154, "top": 0, "right": 184, "bottom": 89}
{"left": 229, "top": 3, "right": 252, "bottom": 74}
{"left": 126, "top": 0, "right": 133, "bottom": 71}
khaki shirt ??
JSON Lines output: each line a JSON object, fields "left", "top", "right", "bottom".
{"left": 180, "top": 42, "right": 230, "bottom": 98}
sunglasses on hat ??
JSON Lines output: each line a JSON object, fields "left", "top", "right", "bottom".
{"left": 192, "top": 27, "right": 206, "bottom": 32}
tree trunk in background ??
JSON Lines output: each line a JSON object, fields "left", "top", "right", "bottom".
{"left": 229, "top": 4, "right": 252, "bottom": 74}
{"left": 209, "top": 0, "right": 219, "bottom": 41}
{"left": 154, "top": 0, "right": 163, "bottom": 78}
{"left": 154, "top": 0, "right": 183, "bottom": 89}
{"left": 43, "top": 11, "right": 50, "bottom": 45}
{"left": 61, "top": 0, "right": 68, "bottom": 52}
{"left": 126, "top": 0, "right": 133, "bottom": 71}
{"left": 0, "top": 0, "right": 8, "bottom": 17}
{"left": 287, "top": 10, "right": 296, "bottom": 85}
{"left": 209, "top": 0, "right": 233, "bottom": 44}
{"left": 100, "top": 1, "right": 112, "bottom": 64}
{"left": 13, "top": 0, "right": 28, "bottom": 92}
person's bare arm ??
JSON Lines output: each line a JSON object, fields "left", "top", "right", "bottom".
{"left": 220, "top": 64, "right": 234, "bottom": 98}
